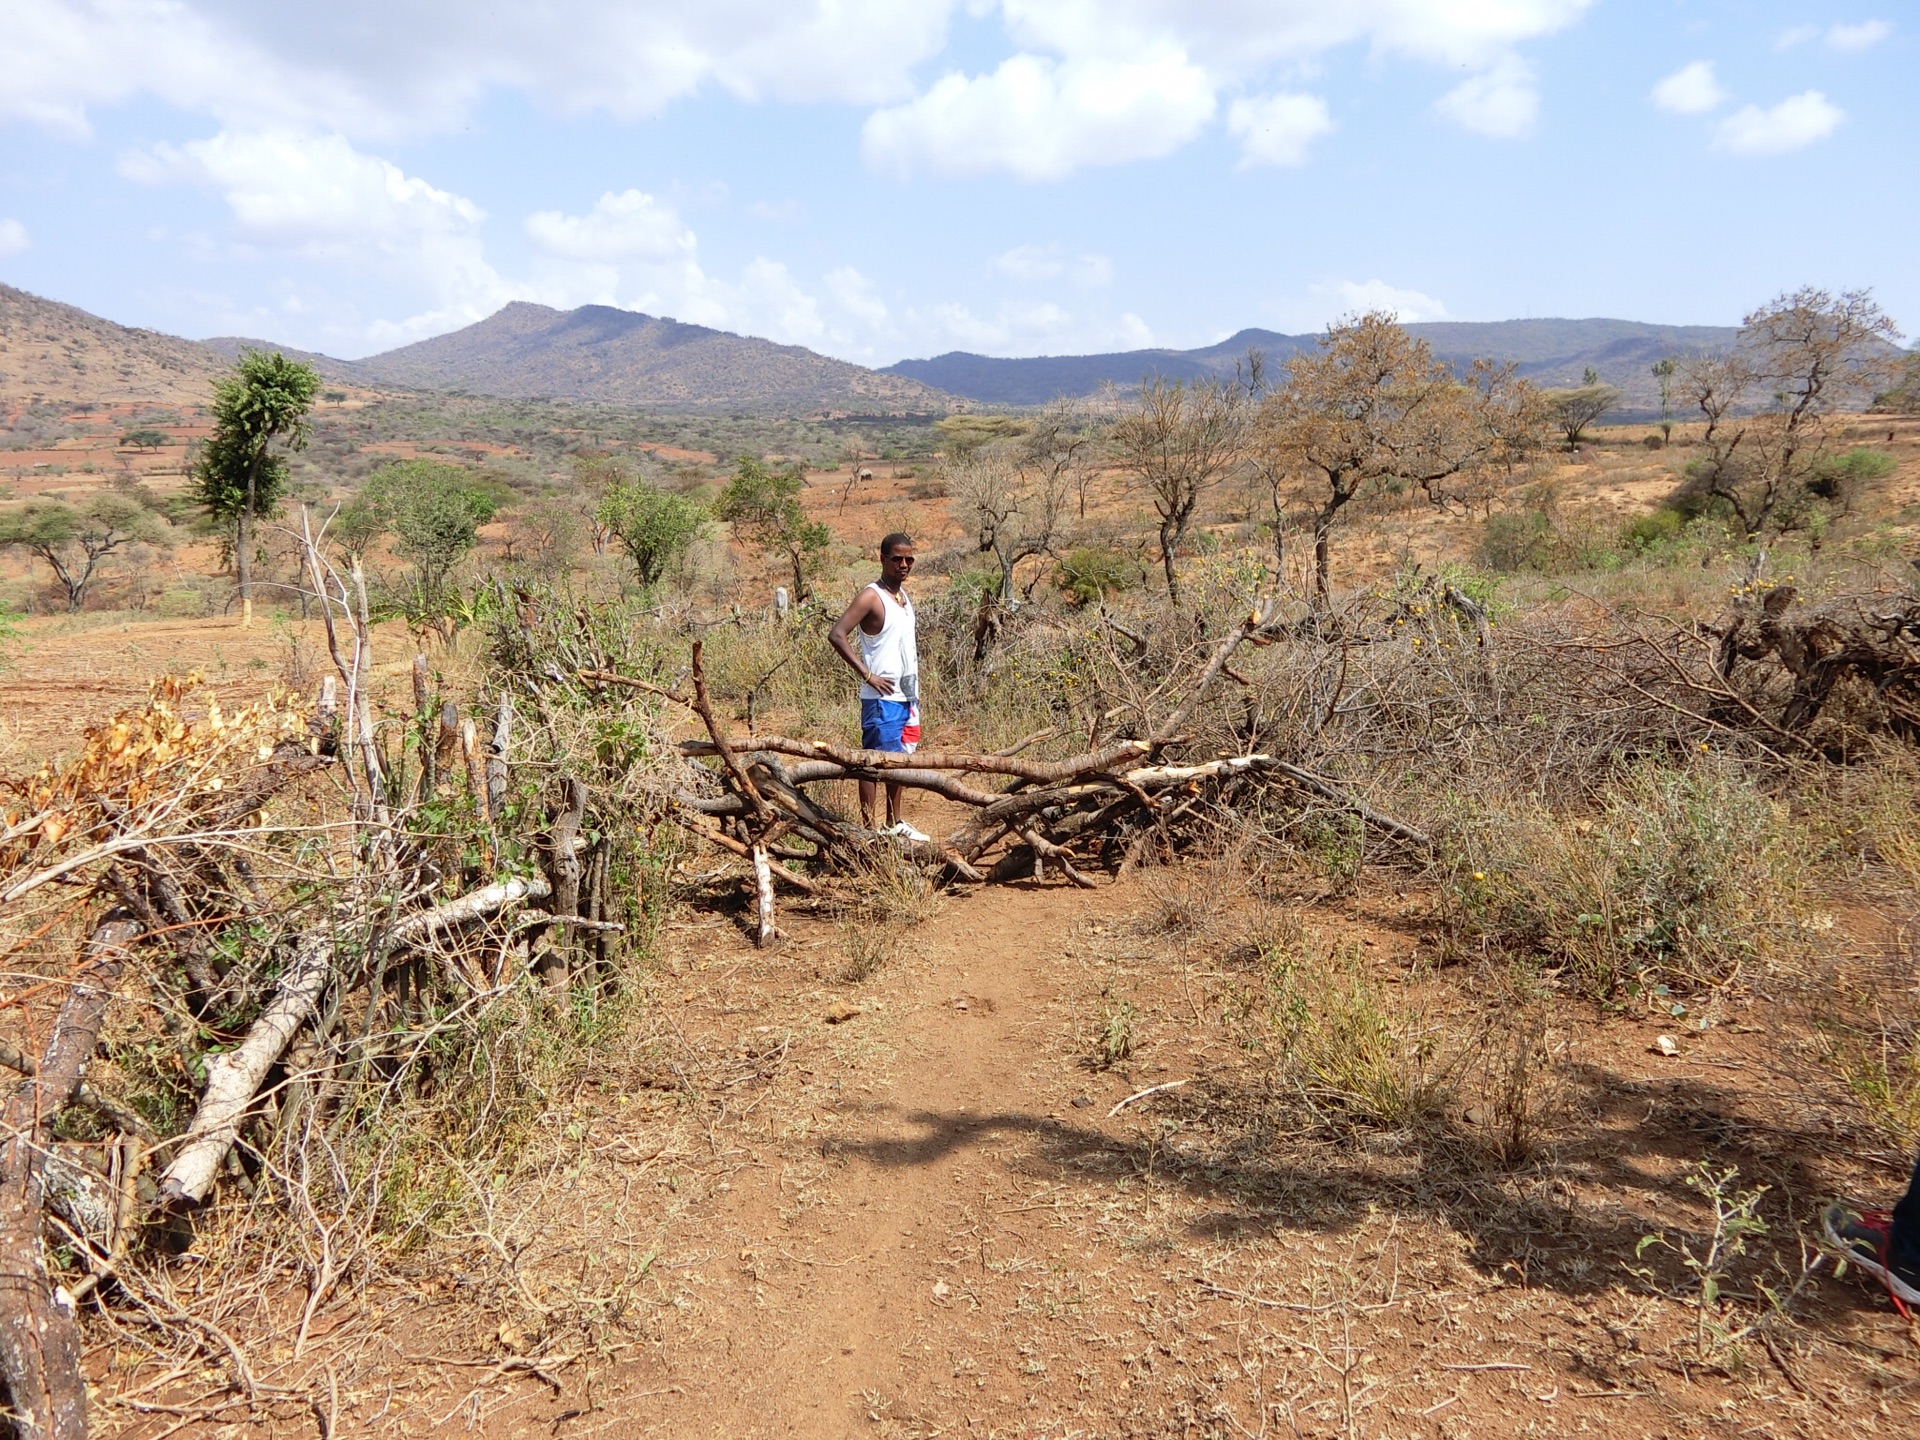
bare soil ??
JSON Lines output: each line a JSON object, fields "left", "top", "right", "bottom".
{"left": 273, "top": 864, "right": 1919, "bottom": 1440}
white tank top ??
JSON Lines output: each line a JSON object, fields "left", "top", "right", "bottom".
{"left": 857, "top": 582, "right": 918, "bottom": 701}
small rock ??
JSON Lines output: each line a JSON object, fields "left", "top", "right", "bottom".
{"left": 496, "top": 1322, "right": 529, "bottom": 1354}
{"left": 1071, "top": 1095, "right": 1094, "bottom": 1109}
{"left": 825, "top": 1002, "right": 862, "bottom": 1025}
{"left": 1463, "top": 1106, "right": 1489, "bottom": 1127}
{"left": 932, "top": 1279, "right": 950, "bottom": 1299}
{"left": 1652, "top": 1034, "right": 1681, "bottom": 1057}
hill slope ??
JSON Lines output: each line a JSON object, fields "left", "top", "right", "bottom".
{"left": 887, "top": 318, "right": 1744, "bottom": 413}
{"left": 0, "top": 283, "right": 225, "bottom": 412}
{"left": 201, "top": 336, "right": 360, "bottom": 385}
{"left": 348, "top": 302, "right": 950, "bottom": 413}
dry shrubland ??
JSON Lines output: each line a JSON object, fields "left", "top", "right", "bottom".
{"left": 5, "top": 287, "right": 1920, "bottom": 1434}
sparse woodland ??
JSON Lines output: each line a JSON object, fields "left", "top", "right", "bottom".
{"left": 7, "top": 289, "right": 1920, "bottom": 1436}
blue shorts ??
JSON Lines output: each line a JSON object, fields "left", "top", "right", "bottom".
{"left": 860, "top": 698, "right": 922, "bottom": 753}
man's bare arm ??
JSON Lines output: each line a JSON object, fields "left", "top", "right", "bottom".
{"left": 828, "top": 590, "right": 893, "bottom": 694}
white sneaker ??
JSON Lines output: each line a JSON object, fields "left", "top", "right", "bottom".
{"left": 889, "top": 821, "right": 931, "bottom": 843}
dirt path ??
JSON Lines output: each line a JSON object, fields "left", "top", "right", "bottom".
{"left": 342, "top": 864, "right": 1920, "bottom": 1440}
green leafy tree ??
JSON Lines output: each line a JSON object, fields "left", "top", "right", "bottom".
{"left": 119, "top": 427, "right": 170, "bottom": 450}
{"left": 346, "top": 459, "right": 500, "bottom": 617}
{"left": 192, "top": 350, "right": 320, "bottom": 625}
{"left": 1676, "top": 287, "right": 1903, "bottom": 537}
{"left": 1651, "top": 357, "right": 1678, "bottom": 442}
{"left": 0, "top": 493, "right": 168, "bottom": 612}
{"left": 597, "top": 478, "right": 708, "bottom": 588}
{"left": 713, "top": 456, "right": 831, "bottom": 600}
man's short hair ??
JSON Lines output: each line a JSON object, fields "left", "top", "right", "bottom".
{"left": 879, "top": 532, "right": 914, "bottom": 558}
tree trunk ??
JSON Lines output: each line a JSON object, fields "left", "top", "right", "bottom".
{"left": 1313, "top": 523, "right": 1333, "bottom": 597}
{"left": 538, "top": 780, "right": 588, "bottom": 992}
{"left": 237, "top": 509, "right": 253, "bottom": 628}
{"left": 0, "top": 913, "right": 142, "bottom": 1440}
{"left": 1159, "top": 519, "right": 1182, "bottom": 605}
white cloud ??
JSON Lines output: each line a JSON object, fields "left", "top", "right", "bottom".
{"left": 1775, "top": 24, "right": 1821, "bottom": 50}
{"left": 120, "top": 128, "right": 516, "bottom": 344}
{"left": 1651, "top": 60, "right": 1727, "bottom": 115}
{"left": 2, "top": 0, "right": 956, "bottom": 140}
{"left": 1226, "top": 92, "right": 1333, "bottom": 168}
{"left": 0, "top": 219, "right": 29, "bottom": 256}
{"left": 524, "top": 190, "right": 694, "bottom": 265}
{"left": 1827, "top": 19, "right": 1892, "bottom": 52}
{"left": 863, "top": 50, "right": 1216, "bottom": 180}
{"left": 903, "top": 297, "right": 1153, "bottom": 356}
{"left": 1326, "top": 278, "right": 1449, "bottom": 324}
{"left": 824, "top": 267, "right": 889, "bottom": 329}
{"left": 1435, "top": 56, "right": 1539, "bottom": 138}
{"left": 865, "top": 2, "right": 1589, "bottom": 177}
{"left": 993, "top": 245, "right": 1113, "bottom": 287}
{"left": 1712, "top": 90, "right": 1844, "bottom": 155}
{"left": 11, "top": 1, "right": 1596, "bottom": 184}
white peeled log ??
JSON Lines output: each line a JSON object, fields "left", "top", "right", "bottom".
{"left": 386, "top": 874, "right": 552, "bottom": 951}
{"left": 159, "top": 930, "right": 333, "bottom": 1205}
{"left": 751, "top": 844, "right": 776, "bottom": 948}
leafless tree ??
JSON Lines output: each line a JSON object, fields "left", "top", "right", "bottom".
{"left": 1676, "top": 287, "right": 1903, "bottom": 537}
{"left": 1257, "top": 312, "right": 1545, "bottom": 596}
{"left": 1110, "top": 376, "right": 1246, "bottom": 604}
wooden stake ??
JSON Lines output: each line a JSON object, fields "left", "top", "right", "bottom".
{"left": 751, "top": 844, "right": 777, "bottom": 948}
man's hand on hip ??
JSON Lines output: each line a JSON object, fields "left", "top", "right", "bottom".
{"left": 866, "top": 673, "right": 897, "bottom": 696}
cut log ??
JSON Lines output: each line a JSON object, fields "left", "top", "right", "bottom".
{"left": 751, "top": 845, "right": 777, "bottom": 948}
{"left": 385, "top": 874, "right": 554, "bottom": 950}
{"left": 487, "top": 692, "right": 514, "bottom": 819}
{"left": 0, "top": 913, "right": 142, "bottom": 1440}
{"left": 538, "top": 779, "right": 588, "bottom": 992}
{"left": 158, "top": 929, "right": 333, "bottom": 1206}
{"left": 680, "top": 734, "right": 1152, "bottom": 786}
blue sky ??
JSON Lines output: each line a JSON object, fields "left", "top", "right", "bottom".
{"left": 0, "top": 1, "right": 1911, "bottom": 365}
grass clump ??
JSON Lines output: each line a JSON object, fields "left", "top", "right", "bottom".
{"left": 1243, "top": 910, "right": 1446, "bottom": 1131}
{"left": 1445, "top": 760, "right": 1809, "bottom": 999}
{"left": 1095, "top": 995, "right": 1139, "bottom": 1067}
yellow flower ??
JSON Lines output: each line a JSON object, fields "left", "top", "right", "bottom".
{"left": 1472, "top": 871, "right": 1486, "bottom": 882}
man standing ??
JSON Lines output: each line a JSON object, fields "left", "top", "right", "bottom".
{"left": 828, "top": 533, "right": 928, "bottom": 841}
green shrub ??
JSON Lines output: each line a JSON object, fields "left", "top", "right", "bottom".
{"left": 1621, "top": 507, "right": 1688, "bottom": 556}
{"left": 1808, "top": 447, "right": 1897, "bottom": 507}
{"left": 1444, "top": 761, "right": 1809, "bottom": 998}
{"left": 1478, "top": 508, "right": 1562, "bottom": 573}
{"left": 1055, "top": 546, "right": 1141, "bottom": 605}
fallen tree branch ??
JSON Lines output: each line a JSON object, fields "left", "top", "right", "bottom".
{"left": 0, "top": 912, "right": 143, "bottom": 1440}
{"left": 159, "top": 929, "right": 333, "bottom": 1206}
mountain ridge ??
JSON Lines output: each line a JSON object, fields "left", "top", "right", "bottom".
{"left": 885, "top": 318, "right": 1747, "bottom": 413}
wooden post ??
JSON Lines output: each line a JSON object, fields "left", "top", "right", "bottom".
{"left": 751, "top": 844, "right": 777, "bottom": 948}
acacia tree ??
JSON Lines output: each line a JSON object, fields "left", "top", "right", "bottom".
{"left": 0, "top": 493, "right": 168, "bottom": 612}
{"left": 192, "top": 350, "right": 319, "bottom": 626}
{"left": 1545, "top": 381, "right": 1621, "bottom": 447}
{"left": 1259, "top": 312, "right": 1545, "bottom": 596}
{"left": 949, "top": 400, "right": 1092, "bottom": 600}
{"left": 1676, "top": 287, "right": 1902, "bottom": 537}
{"left": 714, "top": 456, "right": 831, "bottom": 600}
{"left": 1110, "top": 376, "right": 1244, "bottom": 604}
{"left": 597, "top": 477, "right": 708, "bottom": 587}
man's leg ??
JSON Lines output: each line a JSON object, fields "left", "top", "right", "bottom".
{"left": 858, "top": 778, "right": 879, "bottom": 829}
{"left": 1891, "top": 1152, "right": 1920, "bottom": 1274}
{"left": 886, "top": 781, "right": 903, "bottom": 827}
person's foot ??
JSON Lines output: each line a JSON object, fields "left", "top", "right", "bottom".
{"left": 1822, "top": 1201, "right": 1920, "bottom": 1313}
{"left": 889, "top": 820, "right": 930, "bottom": 843}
